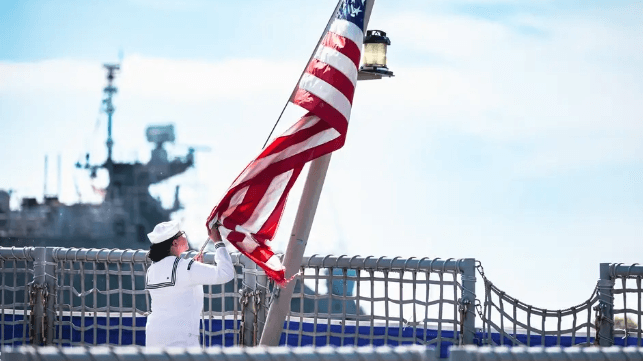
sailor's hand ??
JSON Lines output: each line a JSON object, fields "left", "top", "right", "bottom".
{"left": 208, "top": 223, "right": 223, "bottom": 243}
{"left": 194, "top": 253, "right": 204, "bottom": 263}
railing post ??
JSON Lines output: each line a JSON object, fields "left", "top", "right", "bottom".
{"left": 596, "top": 263, "right": 614, "bottom": 346}
{"left": 255, "top": 269, "right": 268, "bottom": 345}
{"left": 460, "top": 258, "right": 476, "bottom": 345}
{"left": 241, "top": 256, "right": 258, "bottom": 346}
{"left": 32, "top": 247, "right": 56, "bottom": 345}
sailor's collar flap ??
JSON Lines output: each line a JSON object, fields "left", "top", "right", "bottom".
{"left": 146, "top": 257, "right": 180, "bottom": 289}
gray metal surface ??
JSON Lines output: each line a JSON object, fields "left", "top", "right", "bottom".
{"left": 32, "top": 247, "right": 56, "bottom": 345}
{"left": 459, "top": 259, "right": 476, "bottom": 345}
{"left": 301, "top": 256, "right": 471, "bottom": 273}
{"left": 50, "top": 248, "right": 243, "bottom": 265}
{"left": 7, "top": 345, "right": 643, "bottom": 361}
{"left": 0, "top": 247, "right": 35, "bottom": 260}
{"left": 596, "top": 263, "right": 615, "bottom": 346}
{"left": 2, "top": 345, "right": 436, "bottom": 361}
{"left": 450, "top": 346, "right": 643, "bottom": 361}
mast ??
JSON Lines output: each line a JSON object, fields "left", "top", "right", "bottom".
{"left": 259, "top": 0, "right": 376, "bottom": 346}
{"left": 103, "top": 64, "right": 120, "bottom": 163}
{"left": 57, "top": 154, "right": 61, "bottom": 197}
{"left": 43, "top": 155, "right": 48, "bottom": 197}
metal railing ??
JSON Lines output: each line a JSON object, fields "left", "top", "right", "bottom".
{"left": 606, "top": 263, "right": 643, "bottom": 346}
{"left": 0, "top": 247, "right": 474, "bottom": 354}
{"left": 0, "top": 247, "right": 253, "bottom": 347}
{"left": 282, "top": 256, "right": 476, "bottom": 356}
{"left": 474, "top": 262, "right": 643, "bottom": 348}
{"left": 475, "top": 261, "right": 598, "bottom": 347}
{"left": 2, "top": 246, "right": 641, "bottom": 355}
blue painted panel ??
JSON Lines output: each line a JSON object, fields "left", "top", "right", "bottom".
{"left": 4, "top": 315, "right": 641, "bottom": 359}
{"left": 1, "top": 314, "right": 30, "bottom": 345}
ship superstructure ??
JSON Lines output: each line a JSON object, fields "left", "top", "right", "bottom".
{"left": 0, "top": 64, "right": 195, "bottom": 248}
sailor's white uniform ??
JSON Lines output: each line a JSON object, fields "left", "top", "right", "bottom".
{"left": 145, "top": 244, "right": 234, "bottom": 347}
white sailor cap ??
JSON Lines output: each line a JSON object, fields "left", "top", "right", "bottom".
{"left": 147, "top": 220, "right": 181, "bottom": 244}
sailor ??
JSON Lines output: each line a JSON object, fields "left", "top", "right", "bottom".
{"left": 145, "top": 220, "right": 235, "bottom": 347}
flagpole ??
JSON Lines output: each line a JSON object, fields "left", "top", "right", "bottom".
{"left": 262, "top": 0, "right": 344, "bottom": 149}
{"left": 259, "top": 0, "right": 376, "bottom": 346}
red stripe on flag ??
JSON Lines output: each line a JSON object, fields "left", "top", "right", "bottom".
{"left": 225, "top": 229, "right": 244, "bottom": 243}
{"left": 260, "top": 118, "right": 332, "bottom": 157}
{"left": 226, "top": 229, "right": 285, "bottom": 282}
{"left": 255, "top": 165, "right": 303, "bottom": 239}
{"left": 322, "top": 31, "right": 361, "bottom": 69}
{"left": 247, "top": 247, "right": 284, "bottom": 283}
{"left": 236, "top": 140, "right": 341, "bottom": 193}
{"left": 292, "top": 87, "right": 349, "bottom": 135}
{"left": 223, "top": 181, "right": 271, "bottom": 228}
{"left": 305, "top": 58, "right": 356, "bottom": 104}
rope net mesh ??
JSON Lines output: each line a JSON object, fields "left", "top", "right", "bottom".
{"left": 282, "top": 260, "right": 464, "bottom": 352}
{"left": 611, "top": 264, "right": 643, "bottom": 346}
{"left": 476, "top": 262, "right": 598, "bottom": 347}
{"left": 201, "top": 261, "right": 244, "bottom": 347}
{"left": 0, "top": 249, "right": 34, "bottom": 346}
{"left": 51, "top": 248, "right": 244, "bottom": 347}
{"left": 6, "top": 246, "right": 642, "bottom": 352}
{"left": 54, "top": 256, "right": 147, "bottom": 345}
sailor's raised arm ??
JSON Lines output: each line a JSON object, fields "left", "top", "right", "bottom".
{"left": 184, "top": 227, "right": 235, "bottom": 286}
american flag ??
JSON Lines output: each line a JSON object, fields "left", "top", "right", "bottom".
{"left": 207, "top": 0, "right": 367, "bottom": 285}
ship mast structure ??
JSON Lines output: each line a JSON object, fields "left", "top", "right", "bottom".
{"left": 82, "top": 64, "right": 196, "bottom": 202}
{"left": 0, "top": 63, "right": 196, "bottom": 247}
{"left": 103, "top": 63, "right": 119, "bottom": 164}
{"left": 79, "top": 63, "right": 196, "bottom": 241}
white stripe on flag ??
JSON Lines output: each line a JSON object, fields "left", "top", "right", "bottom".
{"left": 236, "top": 235, "right": 259, "bottom": 253}
{"left": 239, "top": 169, "right": 294, "bottom": 234}
{"left": 329, "top": 19, "right": 364, "bottom": 49}
{"left": 232, "top": 127, "right": 341, "bottom": 188}
{"left": 314, "top": 44, "right": 358, "bottom": 87}
{"left": 265, "top": 254, "right": 285, "bottom": 271}
{"left": 218, "top": 226, "right": 232, "bottom": 241}
{"left": 220, "top": 186, "right": 249, "bottom": 220}
{"left": 281, "top": 115, "right": 320, "bottom": 137}
{"left": 299, "top": 72, "right": 352, "bottom": 121}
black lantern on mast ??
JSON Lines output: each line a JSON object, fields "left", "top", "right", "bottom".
{"left": 359, "top": 30, "right": 393, "bottom": 79}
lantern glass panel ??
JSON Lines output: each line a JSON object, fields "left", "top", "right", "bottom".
{"left": 363, "top": 42, "right": 387, "bottom": 67}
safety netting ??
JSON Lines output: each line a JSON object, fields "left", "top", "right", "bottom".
{"left": 0, "top": 247, "right": 34, "bottom": 346}
{"left": 610, "top": 263, "right": 643, "bottom": 345}
{"left": 475, "top": 261, "right": 599, "bottom": 347}
{"left": 4, "top": 245, "right": 643, "bottom": 357}
{"left": 280, "top": 256, "right": 471, "bottom": 357}
{"left": 51, "top": 248, "right": 244, "bottom": 346}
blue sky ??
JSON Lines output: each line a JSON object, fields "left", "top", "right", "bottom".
{"left": 1, "top": 0, "right": 642, "bottom": 316}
